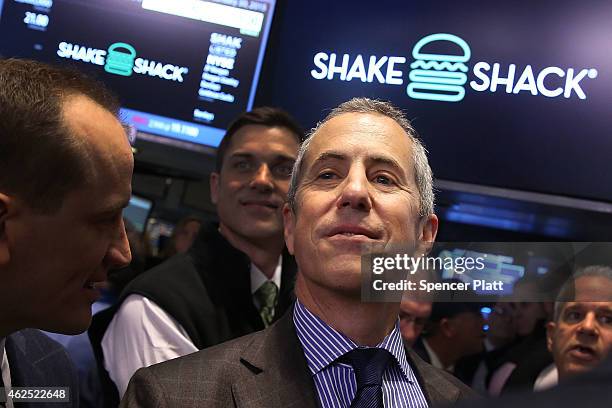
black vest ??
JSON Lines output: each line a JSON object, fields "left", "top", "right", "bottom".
{"left": 89, "top": 223, "right": 297, "bottom": 407}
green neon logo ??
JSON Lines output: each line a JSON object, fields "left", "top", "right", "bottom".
{"left": 407, "top": 33, "right": 471, "bottom": 102}
{"left": 104, "top": 42, "right": 137, "bottom": 76}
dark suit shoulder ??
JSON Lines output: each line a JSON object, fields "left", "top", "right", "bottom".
{"left": 6, "top": 329, "right": 79, "bottom": 407}
{"left": 8, "top": 329, "right": 66, "bottom": 357}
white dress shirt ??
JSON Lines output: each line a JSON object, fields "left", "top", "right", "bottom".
{"left": 1, "top": 338, "right": 14, "bottom": 408}
{"left": 533, "top": 363, "right": 558, "bottom": 391}
{"left": 102, "top": 258, "right": 282, "bottom": 397}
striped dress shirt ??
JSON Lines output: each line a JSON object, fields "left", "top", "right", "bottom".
{"left": 293, "top": 300, "right": 429, "bottom": 408}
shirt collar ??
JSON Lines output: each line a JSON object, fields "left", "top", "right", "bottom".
{"left": 422, "top": 338, "right": 454, "bottom": 372}
{"left": 293, "top": 300, "right": 417, "bottom": 383}
{"left": 250, "top": 256, "right": 282, "bottom": 294}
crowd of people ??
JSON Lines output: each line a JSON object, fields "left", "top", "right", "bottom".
{"left": 1, "top": 58, "right": 611, "bottom": 408}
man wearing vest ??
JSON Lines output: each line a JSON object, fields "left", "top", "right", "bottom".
{"left": 94, "top": 107, "right": 303, "bottom": 403}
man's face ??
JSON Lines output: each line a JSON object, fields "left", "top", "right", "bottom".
{"left": 174, "top": 220, "right": 201, "bottom": 254}
{"left": 284, "top": 112, "right": 438, "bottom": 297}
{"left": 511, "top": 282, "right": 549, "bottom": 336}
{"left": 1, "top": 95, "right": 133, "bottom": 334}
{"left": 449, "top": 312, "right": 486, "bottom": 357}
{"left": 211, "top": 125, "right": 299, "bottom": 242}
{"left": 487, "top": 302, "right": 517, "bottom": 346}
{"left": 547, "top": 276, "right": 612, "bottom": 380}
{"left": 399, "top": 300, "right": 432, "bottom": 346}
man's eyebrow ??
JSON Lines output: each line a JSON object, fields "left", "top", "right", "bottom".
{"left": 367, "top": 155, "right": 405, "bottom": 174}
{"left": 228, "top": 152, "right": 255, "bottom": 160}
{"left": 230, "top": 151, "right": 297, "bottom": 162}
{"left": 310, "top": 152, "right": 348, "bottom": 169}
{"left": 310, "top": 152, "right": 406, "bottom": 175}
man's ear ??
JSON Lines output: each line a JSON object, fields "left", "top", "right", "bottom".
{"left": 546, "top": 320, "right": 556, "bottom": 353}
{"left": 209, "top": 172, "right": 220, "bottom": 205}
{"left": 282, "top": 203, "right": 295, "bottom": 255}
{"left": 419, "top": 214, "right": 439, "bottom": 244}
{"left": 439, "top": 318, "right": 454, "bottom": 338}
{"left": 0, "top": 193, "right": 13, "bottom": 266}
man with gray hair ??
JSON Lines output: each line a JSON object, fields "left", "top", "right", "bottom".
{"left": 121, "top": 98, "right": 475, "bottom": 407}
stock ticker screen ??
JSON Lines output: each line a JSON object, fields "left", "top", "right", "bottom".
{"left": 0, "top": 0, "right": 276, "bottom": 148}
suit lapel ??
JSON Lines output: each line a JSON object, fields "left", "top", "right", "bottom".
{"left": 5, "top": 331, "right": 42, "bottom": 387}
{"left": 231, "top": 310, "right": 318, "bottom": 408}
{"left": 405, "top": 347, "right": 461, "bottom": 406}
{"left": 5, "top": 331, "right": 48, "bottom": 408}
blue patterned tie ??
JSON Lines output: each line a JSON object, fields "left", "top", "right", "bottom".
{"left": 341, "top": 348, "right": 393, "bottom": 408}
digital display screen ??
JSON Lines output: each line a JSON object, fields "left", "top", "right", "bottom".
{"left": 0, "top": 0, "right": 276, "bottom": 148}
{"left": 258, "top": 0, "right": 612, "bottom": 202}
{"left": 439, "top": 248, "right": 524, "bottom": 296}
{"left": 124, "top": 194, "right": 153, "bottom": 234}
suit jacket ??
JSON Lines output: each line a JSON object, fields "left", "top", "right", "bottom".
{"left": 412, "top": 337, "right": 480, "bottom": 387}
{"left": 89, "top": 223, "right": 297, "bottom": 407}
{"left": 4, "top": 329, "right": 78, "bottom": 408}
{"left": 121, "top": 310, "right": 477, "bottom": 408}
{"left": 497, "top": 324, "right": 552, "bottom": 395}
{"left": 412, "top": 337, "right": 432, "bottom": 364}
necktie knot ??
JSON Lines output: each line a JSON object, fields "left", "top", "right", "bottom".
{"left": 341, "top": 347, "right": 392, "bottom": 388}
{"left": 255, "top": 280, "right": 278, "bottom": 327}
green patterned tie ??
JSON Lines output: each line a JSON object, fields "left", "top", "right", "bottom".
{"left": 255, "top": 281, "right": 278, "bottom": 327}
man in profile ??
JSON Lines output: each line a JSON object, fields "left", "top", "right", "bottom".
{"left": 0, "top": 58, "right": 133, "bottom": 407}
{"left": 97, "top": 107, "right": 303, "bottom": 400}
{"left": 122, "top": 98, "right": 475, "bottom": 407}
{"left": 413, "top": 302, "right": 485, "bottom": 372}
{"left": 399, "top": 298, "right": 432, "bottom": 346}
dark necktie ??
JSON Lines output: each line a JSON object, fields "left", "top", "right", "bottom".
{"left": 254, "top": 281, "right": 278, "bottom": 327}
{"left": 341, "top": 348, "right": 393, "bottom": 408}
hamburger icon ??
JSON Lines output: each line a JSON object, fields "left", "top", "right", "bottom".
{"left": 407, "top": 33, "right": 471, "bottom": 102}
{"left": 105, "top": 42, "right": 137, "bottom": 77}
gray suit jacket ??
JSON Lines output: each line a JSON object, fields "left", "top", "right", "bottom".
{"left": 121, "top": 310, "right": 476, "bottom": 407}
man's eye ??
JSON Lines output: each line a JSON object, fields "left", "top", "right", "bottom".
{"left": 598, "top": 315, "right": 612, "bottom": 325}
{"left": 565, "top": 311, "right": 583, "bottom": 323}
{"left": 234, "top": 161, "right": 252, "bottom": 170}
{"left": 374, "top": 174, "right": 393, "bottom": 185}
{"left": 274, "top": 164, "right": 293, "bottom": 177}
{"left": 318, "top": 171, "right": 336, "bottom": 180}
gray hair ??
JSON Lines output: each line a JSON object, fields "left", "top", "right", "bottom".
{"left": 286, "top": 97, "right": 434, "bottom": 217}
{"left": 553, "top": 265, "right": 612, "bottom": 322}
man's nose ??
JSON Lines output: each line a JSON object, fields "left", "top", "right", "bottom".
{"left": 249, "top": 164, "right": 274, "bottom": 192}
{"left": 578, "top": 312, "right": 598, "bottom": 336}
{"left": 337, "top": 167, "right": 372, "bottom": 212}
{"left": 103, "top": 218, "right": 132, "bottom": 270}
